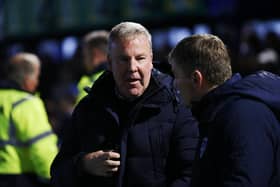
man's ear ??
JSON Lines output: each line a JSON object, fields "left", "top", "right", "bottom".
{"left": 191, "top": 70, "right": 203, "bottom": 88}
{"left": 107, "top": 55, "right": 112, "bottom": 71}
{"left": 22, "top": 76, "right": 31, "bottom": 92}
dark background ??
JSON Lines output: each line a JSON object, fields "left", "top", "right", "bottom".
{"left": 0, "top": 0, "right": 279, "bottom": 134}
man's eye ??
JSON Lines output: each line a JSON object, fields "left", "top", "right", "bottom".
{"left": 137, "top": 57, "right": 146, "bottom": 63}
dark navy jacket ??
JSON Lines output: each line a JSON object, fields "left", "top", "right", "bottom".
{"left": 51, "top": 70, "right": 199, "bottom": 187}
{"left": 191, "top": 71, "right": 280, "bottom": 187}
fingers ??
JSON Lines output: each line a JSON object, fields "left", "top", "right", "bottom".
{"left": 105, "top": 165, "right": 119, "bottom": 174}
{"left": 104, "top": 159, "right": 120, "bottom": 167}
{"left": 105, "top": 151, "right": 120, "bottom": 160}
{"left": 102, "top": 151, "right": 120, "bottom": 176}
{"left": 101, "top": 160, "right": 119, "bottom": 177}
{"left": 104, "top": 167, "right": 118, "bottom": 177}
{"left": 82, "top": 150, "right": 121, "bottom": 177}
{"left": 103, "top": 151, "right": 120, "bottom": 168}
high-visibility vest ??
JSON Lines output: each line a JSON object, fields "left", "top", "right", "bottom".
{"left": 0, "top": 89, "right": 58, "bottom": 179}
{"left": 76, "top": 70, "right": 104, "bottom": 104}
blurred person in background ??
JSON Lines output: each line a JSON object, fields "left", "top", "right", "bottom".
{"left": 169, "top": 34, "right": 280, "bottom": 187}
{"left": 51, "top": 21, "right": 199, "bottom": 187}
{"left": 256, "top": 31, "right": 280, "bottom": 74}
{"left": 76, "top": 30, "right": 109, "bottom": 103}
{"left": 0, "top": 52, "right": 58, "bottom": 187}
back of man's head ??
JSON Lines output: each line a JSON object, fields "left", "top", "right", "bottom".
{"left": 169, "top": 34, "right": 232, "bottom": 86}
{"left": 6, "top": 52, "right": 41, "bottom": 92}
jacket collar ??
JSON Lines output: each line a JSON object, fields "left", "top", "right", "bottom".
{"left": 88, "top": 70, "right": 174, "bottom": 108}
{"left": 0, "top": 80, "right": 24, "bottom": 91}
{"left": 191, "top": 73, "right": 242, "bottom": 123}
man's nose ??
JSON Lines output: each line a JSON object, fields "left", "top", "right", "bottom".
{"left": 128, "top": 58, "right": 138, "bottom": 72}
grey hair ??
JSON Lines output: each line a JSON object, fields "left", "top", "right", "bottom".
{"left": 108, "top": 22, "right": 152, "bottom": 51}
{"left": 6, "top": 52, "right": 40, "bottom": 86}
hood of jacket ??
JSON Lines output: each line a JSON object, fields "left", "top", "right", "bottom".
{"left": 193, "top": 70, "right": 280, "bottom": 122}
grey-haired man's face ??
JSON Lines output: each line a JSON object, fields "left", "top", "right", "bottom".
{"left": 108, "top": 34, "right": 153, "bottom": 99}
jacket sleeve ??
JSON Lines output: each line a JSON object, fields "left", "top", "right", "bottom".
{"left": 14, "top": 97, "right": 58, "bottom": 180}
{"left": 168, "top": 104, "right": 199, "bottom": 187}
{"left": 219, "top": 99, "right": 278, "bottom": 187}
{"left": 50, "top": 101, "right": 85, "bottom": 187}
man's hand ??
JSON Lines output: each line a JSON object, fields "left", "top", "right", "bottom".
{"left": 82, "top": 150, "right": 120, "bottom": 177}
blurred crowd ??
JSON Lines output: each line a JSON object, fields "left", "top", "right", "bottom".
{"left": 1, "top": 23, "right": 280, "bottom": 138}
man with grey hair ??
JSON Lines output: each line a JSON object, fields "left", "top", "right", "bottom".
{"left": 7, "top": 53, "right": 42, "bottom": 93}
{"left": 51, "top": 21, "right": 199, "bottom": 187}
{"left": 169, "top": 34, "right": 280, "bottom": 187}
{"left": 0, "top": 52, "right": 58, "bottom": 187}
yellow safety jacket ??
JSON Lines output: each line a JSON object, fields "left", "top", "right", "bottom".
{"left": 0, "top": 89, "right": 58, "bottom": 179}
{"left": 76, "top": 70, "right": 104, "bottom": 104}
